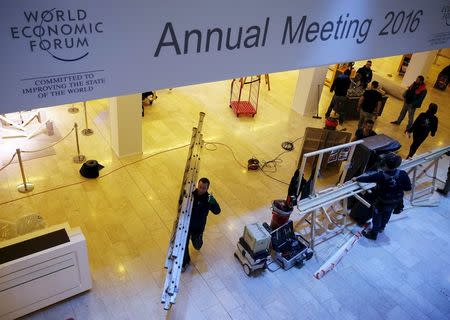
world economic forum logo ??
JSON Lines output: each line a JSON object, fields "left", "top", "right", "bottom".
{"left": 10, "top": 8, "right": 104, "bottom": 62}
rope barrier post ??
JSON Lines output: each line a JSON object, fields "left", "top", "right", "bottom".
{"left": 73, "top": 123, "right": 86, "bottom": 163}
{"left": 68, "top": 102, "right": 79, "bottom": 114}
{"left": 312, "top": 84, "right": 322, "bottom": 119}
{"left": 81, "top": 101, "right": 94, "bottom": 136}
{"left": 16, "top": 148, "right": 34, "bottom": 193}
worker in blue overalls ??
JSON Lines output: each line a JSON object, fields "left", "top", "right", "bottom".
{"left": 353, "top": 153, "right": 412, "bottom": 240}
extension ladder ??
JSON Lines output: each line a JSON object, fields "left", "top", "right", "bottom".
{"left": 161, "top": 112, "right": 205, "bottom": 310}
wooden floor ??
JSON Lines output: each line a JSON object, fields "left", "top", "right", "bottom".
{"left": 0, "top": 55, "right": 449, "bottom": 320}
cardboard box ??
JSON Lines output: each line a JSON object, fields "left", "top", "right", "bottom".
{"left": 243, "top": 222, "right": 271, "bottom": 253}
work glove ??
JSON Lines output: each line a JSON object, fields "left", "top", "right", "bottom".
{"left": 208, "top": 194, "right": 221, "bottom": 214}
{"left": 208, "top": 194, "right": 217, "bottom": 206}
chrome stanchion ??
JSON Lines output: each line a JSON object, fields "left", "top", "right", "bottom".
{"left": 68, "top": 102, "right": 79, "bottom": 114}
{"left": 81, "top": 101, "right": 94, "bottom": 136}
{"left": 312, "top": 84, "right": 322, "bottom": 119}
{"left": 16, "top": 148, "right": 34, "bottom": 193}
{"left": 73, "top": 123, "right": 86, "bottom": 163}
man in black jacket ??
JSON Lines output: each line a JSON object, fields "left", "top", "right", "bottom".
{"left": 352, "top": 119, "right": 377, "bottom": 141}
{"left": 405, "top": 103, "right": 438, "bottom": 159}
{"left": 352, "top": 153, "right": 412, "bottom": 240}
{"left": 182, "top": 177, "right": 221, "bottom": 271}
{"left": 325, "top": 69, "right": 351, "bottom": 126}
{"left": 357, "top": 81, "right": 382, "bottom": 129}
{"left": 356, "top": 60, "right": 373, "bottom": 88}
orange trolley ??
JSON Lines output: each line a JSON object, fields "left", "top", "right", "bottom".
{"left": 229, "top": 76, "right": 261, "bottom": 117}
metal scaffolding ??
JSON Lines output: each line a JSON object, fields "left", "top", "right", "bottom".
{"left": 294, "top": 145, "right": 450, "bottom": 251}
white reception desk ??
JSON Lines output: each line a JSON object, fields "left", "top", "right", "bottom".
{"left": 0, "top": 223, "right": 92, "bottom": 320}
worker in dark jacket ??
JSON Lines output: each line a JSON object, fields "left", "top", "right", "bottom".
{"left": 357, "top": 81, "right": 383, "bottom": 129}
{"left": 352, "top": 153, "right": 412, "bottom": 240}
{"left": 325, "top": 69, "right": 351, "bottom": 126}
{"left": 356, "top": 60, "right": 373, "bottom": 88}
{"left": 405, "top": 103, "right": 438, "bottom": 159}
{"left": 182, "top": 177, "right": 221, "bottom": 271}
{"left": 352, "top": 119, "right": 377, "bottom": 141}
{"left": 391, "top": 75, "right": 427, "bottom": 130}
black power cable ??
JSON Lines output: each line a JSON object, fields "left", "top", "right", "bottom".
{"left": 281, "top": 141, "right": 294, "bottom": 151}
{"left": 204, "top": 136, "right": 304, "bottom": 185}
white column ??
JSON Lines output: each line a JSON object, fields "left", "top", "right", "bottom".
{"left": 292, "top": 66, "right": 328, "bottom": 116}
{"left": 402, "top": 50, "right": 438, "bottom": 86}
{"left": 109, "top": 94, "right": 142, "bottom": 158}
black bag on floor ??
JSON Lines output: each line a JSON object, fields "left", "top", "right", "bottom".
{"left": 80, "top": 160, "right": 104, "bottom": 178}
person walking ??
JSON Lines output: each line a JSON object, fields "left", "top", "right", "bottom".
{"left": 405, "top": 103, "right": 438, "bottom": 159}
{"left": 357, "top": 81, "right": 383, "bottom": 129}
{"left": 325, "top": 69, "right": 351, "bottom": 128}
{"left": 356, "top": 60, "right": 373, "bottom": 88}
{"left": 182, "top": 177, "right": 221, "bottom": 272}
{"left": 391, "top": 75, "right": 427, "bottom": 130}
{"left": 352, "top": 153, "right": 412, "bottom": 240}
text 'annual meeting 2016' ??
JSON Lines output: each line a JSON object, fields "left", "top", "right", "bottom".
{"left": 154, "top": 14, "right": 372, "bottom": 57}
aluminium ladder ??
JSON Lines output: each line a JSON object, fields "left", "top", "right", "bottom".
{"left": 161, "top": 112, "right": 205, "bottom": 310}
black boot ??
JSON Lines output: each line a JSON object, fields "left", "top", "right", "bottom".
{"left": 362, "top": 230, "right": 378, "bottom": 240}
{"left": 191, "top": 233, "right": 203, "bottom": 250}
